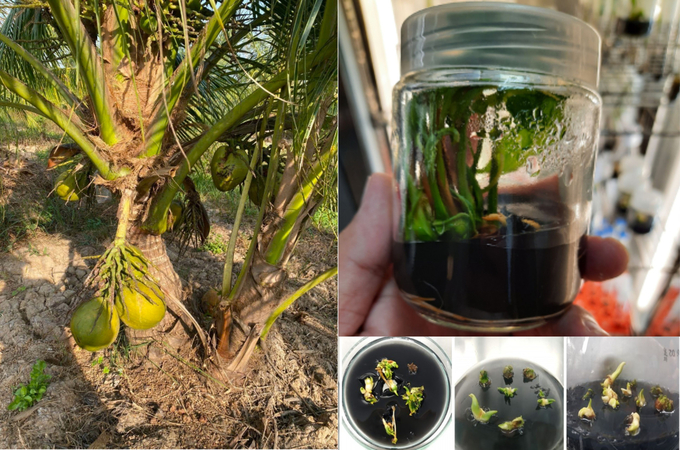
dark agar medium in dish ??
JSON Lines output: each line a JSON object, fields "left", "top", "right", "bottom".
{"left": 393, "top": 196, "right": 586, "bottom": 328}
{"left": 342, "top": 338, "right": 450, "bottom": 449}
{"left": 567, "top": 380, "right": 679, "bottom": 450}
{"left": 455, "top": 358, "right": 563, "bottom": 450}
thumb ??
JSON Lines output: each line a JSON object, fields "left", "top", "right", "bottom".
{"left": 339, "top": 173, "right": 393, "bottom": 335}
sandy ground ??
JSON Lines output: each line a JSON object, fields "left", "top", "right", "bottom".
{"left": 0, "top": 144, "right": 338, "bottom": 449}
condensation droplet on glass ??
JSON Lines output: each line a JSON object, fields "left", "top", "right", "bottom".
{"left": 526, "top": 156, "right": 540, "bottom": 175}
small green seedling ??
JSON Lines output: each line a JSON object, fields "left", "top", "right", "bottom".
{"left": 636, "top": 389, "right": 646, "bottom": 408}
{"left": 7, "top": 360, "right": 51, "bottom": 412}
{"left": 651, "top": 385, "right": 663, "bottom": 397}
{"left": 626, "top": 412, "right": 640, "bottom": 436}
{"left": 402, "top": 385, "right": 425, "bottom": 416}
{"left": 376, "top": 359, "right": 399, "bottom": 396}
{"left": 523, "top": 368, "right": 537, "bottom": 381}
{"left": 382, "top": 405, "right": 397, "bottom": 444}
{"left": 479, "top": 369, "right": 491, "bottom": 388}
{"left": 601, "top": 362, "right": 625, "bottom": 389}
{"left": 579, "top": 399, "right": 595, "bottom": 420}
{"left": 498, "top": 416, "right": 524, "bottom": 432}
{"left": 469, "top": 393, "right": 497, "bottom": 423}
{"left": 498, "top": 387, "right": 517, "bottom": 398}
{"left": 537, "top": 398, "right": 555, "bottom": 407}
{"left": 502, "top": 365, "right": 514, "bottom": 379}
{"left": 621, "top": 382, "right": 633, "bottom": 398}
{"left": 582, "top": 388, "right": 594, "bottom": 400}
{"left": 360, "top": 377, "right": 377, "bottom": 404}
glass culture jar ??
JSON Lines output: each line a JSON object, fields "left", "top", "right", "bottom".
{"left": 391, "top": 3, "right": 603, "bottom": 332}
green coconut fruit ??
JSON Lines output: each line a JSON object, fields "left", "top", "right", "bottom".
{"left": 55, "top": 169, "right": 87, "bottom": 201}
{"left": 249, "top": 169, "right": 281, "bottom": 206}
{"left": 115, "top": 281, "right": 166, "bottom": 330}
{"left": 70, "top": 297, "right": 120, "bottom": 352}
{"left": 210, "top": 146, "right": 249, "bottom": 191}
{"left": 187, "top": 0, "right": 202, "bottom": 11}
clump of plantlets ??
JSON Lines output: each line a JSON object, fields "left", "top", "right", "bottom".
{"left": 625, "top": 412, "right": 640, "bottom": 436}
{"left": 382, "top": 405, "right": 397, "bottom": 444}
{"left": 498, "top": 387, "right": 517, "bottom": 398}
{"left": 578, "top": 399, "right": 595, "bottom": 421}
{"left": 376, "top": 359, "right": 399, "bottom": 396}
{"left": 655, "top": 394, "right": 674, "bottom": 413}
{"left": 360, "top": 377, "right": 377, "bottom": 404}
{"left": 600, "top": 362, "right": 625, "bottom": 408}
{"left": 621, "top": 382, "right": 633, "bottom": 398}
{"left": 651, "top": 385, "right": 663, "bottom": 397}
{"left": 583, "top": 388, "right": 594, "bottom": 400}
{"left": 602, "top": 386, "right": 619, "bottom": 409}
{"left": 502, "top": 365, "right": 514, "bottom": 380}
{"left": 636, "top": 389, "right": 646, "bottom": 408}
{"left": 523, "top": 368, "right": 537, "bottom": 381}
{"left": 400, "top": 86, "right": 566, "bottom": 243}
{"left": 498, "top": 416, "right": 524, "bottom": 433}
{"left": 469, "top": 393, "right": 497, "bottom": 423}
{"left": 479, "top": 369, "right": 491, "bottom": 388}
{"left": 402, "top": 385, "right": 425, "bottom": 416}
{"left": 7, "top": 360, "right": 51, "bottom": 412}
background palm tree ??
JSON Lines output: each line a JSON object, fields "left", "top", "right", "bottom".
{"left": 0, "top": 0, "right": 337, "bottom": 372}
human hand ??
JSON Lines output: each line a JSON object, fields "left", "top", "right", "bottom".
{"left": 339, "top": 173, "right": 629, "bottom": 336}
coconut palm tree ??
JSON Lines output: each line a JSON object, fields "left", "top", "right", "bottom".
{"left": 0, "top": 0, "right": 337, "bottom": 371}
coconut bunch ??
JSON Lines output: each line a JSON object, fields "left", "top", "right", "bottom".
{"left": 70, "top": 243, "right": 166, "bottom": 351}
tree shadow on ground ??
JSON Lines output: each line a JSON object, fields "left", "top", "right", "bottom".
{"left": 0, "top": 145, "right": 339, "bottom": 449}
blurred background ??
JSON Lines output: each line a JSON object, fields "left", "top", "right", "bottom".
{"left": 339, "top": 0, "right": 680, "bottom": 336}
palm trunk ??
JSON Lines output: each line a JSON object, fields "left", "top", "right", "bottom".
{"left": 124, "top": 204, "right": 189, "bottom": 345}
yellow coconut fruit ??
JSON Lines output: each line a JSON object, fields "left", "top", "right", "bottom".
{"left": 210, "top": 146, "right": 249, "bottom": 191}
{"left": 115, "top": 281, "right": 166, "bottom": 330}
{"left": 55, "top": 170, "right": 86, "bottom": 201}
{"left": 70, "top": 297, "right": 120, "bottom": 352}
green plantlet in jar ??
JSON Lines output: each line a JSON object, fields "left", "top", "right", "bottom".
{"left": 538, "top": 389, "right": 545, "bottom": 398}
{"left": 655, "top": 394, "right": 674, "bottom": 412}
{"left": 636, "top": 389, "right": 646, "bottom": 408}
{"left": 502, "top": 365, "right": 514, "bottom": 379}
{"left": 498, "top": 387, "right": 517, "bottom": 398}
{"left": 602, "top": 362, "right": 625, "bottom": 388}
{"left": 626, "top": 412, "right": 640, "bottom": 436}
{"left": 583, "top": 388, "right": 594, "bottom": 400}
{"left": 469, "top": 393, "right": 498, "bottom": 423}
{"left": 523, "top": 368, "right": 537, "bottom": 381}
{"left": 621, "top": 382, "right": 633, "bottom": 398}
{"left": 578, "top": 399, "right": 595, "bottom": 420}
{"left": 382, "top": 405, "right": 398, "bottom": 444}
{"left": 401, "top": 86, "right": 566, "bottom": 242}
{"left": 479, "top": 369, "right": 491, "bottom": 388}
{"left": 537, "top": 398, "right": 555, "bottom": 407}
{"left": 360, "top": 377, "right": 377, "bottom": 404}
{"left": 498, "top": 416, "right": 524, "bottom": 432}
{"left": 402, "top": 385, "right": 425, "bottom": 416}
{"left": 651, "top": 385, "right": 663, "bottom": 397}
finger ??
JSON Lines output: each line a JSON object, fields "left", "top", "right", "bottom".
{"left": 361, "top": 278, "right": 486, "bottom": 336}
{"left": 515, "top": 304, "right": 608, "bottom": 336}
{"left": 580, "top": 236, "right": 629, "bottom": 282}
{"left": 339, "top": 173, "right": 394, "bottom": 335}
